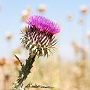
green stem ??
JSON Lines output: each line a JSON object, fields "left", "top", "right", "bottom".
{"left": 12, "top": 54, "right": 36, "bottom": 90}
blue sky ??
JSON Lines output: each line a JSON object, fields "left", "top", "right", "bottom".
{"left": 0, "top": 0, "right": 90, "bottom": 60}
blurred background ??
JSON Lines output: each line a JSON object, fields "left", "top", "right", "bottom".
{"left": 0, "top": 0, "right": 90, "bottom": 90}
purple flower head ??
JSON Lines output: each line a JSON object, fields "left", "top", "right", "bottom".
{"left": 21, "top": 15, "right": 60, "bottom": 57}
{"left": 26, "top": 15, "right": 60, "bottom": 34}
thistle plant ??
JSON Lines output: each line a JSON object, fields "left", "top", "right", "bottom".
{"left": 12, "top": 15, "right": 60, "bottom": 90}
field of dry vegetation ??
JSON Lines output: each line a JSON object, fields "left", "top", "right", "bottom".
{"left": 0, "top": 55, "right": 90, "bottom": 90}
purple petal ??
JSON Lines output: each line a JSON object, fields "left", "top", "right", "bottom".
{"left": 26, "top": 15, "right": 60, "bottom": 34}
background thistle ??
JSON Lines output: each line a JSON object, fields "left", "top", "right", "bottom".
{"left": 12, "top": 15, "right": 60, "bottom": 90}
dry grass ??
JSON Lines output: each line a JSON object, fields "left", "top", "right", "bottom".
{"left": 0, "top": 56, "right": 90, "bottom": 90}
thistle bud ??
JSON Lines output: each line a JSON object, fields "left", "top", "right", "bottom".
{"left": 13, "top": 58, "right": 19, "bottom": 65}
{"left": 21, "top": 6, "right": 31, "bottom": 22}
{"left": 80, "top": 5, "right": 88, "bottom": 14}
{"left": 67, "top": 13, "right": 73, "bottom": 21}
{"left": 0, "top": 58, "right": 6, "bottom": 66}
{"left": 5, "top": 32, "right": 13, "bottom": 40}
{"left": 79, "top": 17, "right": 84, "bottom": 24}
{"left": 37, "top": 4, "right": 46, "bottom": 12}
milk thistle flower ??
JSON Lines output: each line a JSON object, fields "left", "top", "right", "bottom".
{"left": 12, "top": 15, "right": 60, "bottom": 90}
{"left": 22, "top": 15, "right": 60, "bottom": 56}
